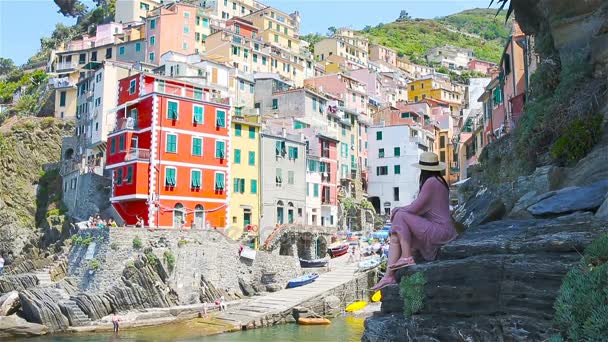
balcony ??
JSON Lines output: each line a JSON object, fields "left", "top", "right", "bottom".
{"left": 56, "top": 60, "right": 79, "bottom": 71}
{"left": 152, "top": 81, "right": 230, "bottom": 106}
{"left": 125, "top": 148, "right": 150, "bottom": 162}
{"left": 48, "top": 77, "right": 76, "bottom": 89}
{"left": 114, "top": 117, "right": 137, "bottom": 131}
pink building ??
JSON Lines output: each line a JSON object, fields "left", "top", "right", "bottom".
{"left": 145, "top": 3, "right": 198, "bottom": 65}
{"left": 304, "top": 74, "right": 368, "bottom": 115}
{"left": 369, "top": 44, "right": 397, "bottom": 66}
{"left": 467, "top": 59, "right": 497, "bottom": 75}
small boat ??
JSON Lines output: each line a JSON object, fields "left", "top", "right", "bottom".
{"left": 345, "top": 301, "right": 368, "bottom": 312}
{"left": 298, "top": 317, "right": 331, "bottom": 325}
{"left": 328, "top": 244, "right": 349, "bottom": 258}
{"left": 371, "top": 290, "right": 382, "bottom": 302}
{"left": 357, "top": 258, "right": 382, "bottom": 272}
{"left": 300, "top": 258, "right": 328, "bottom": 268}
{"left": 287, "top": 273, "right": 319, "bottom": 288}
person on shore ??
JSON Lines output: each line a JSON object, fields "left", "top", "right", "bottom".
{"left": 108, "top": 218, "right": 118, "bottom": 228}
{"left": 0, "top": 253, "right": 5, "bottom": 275}
{"left": 135, "top": 216, "right": 144, "bottom": 228}
{"left": 111, "top": 311, "right": 120, "bottom": 333}
{"left": 372, "top": 152, "right": 457, "bottom": 291}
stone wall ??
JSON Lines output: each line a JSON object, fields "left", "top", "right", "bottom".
{"left": 62, "top": 172, "right": 111, "bottom": 221}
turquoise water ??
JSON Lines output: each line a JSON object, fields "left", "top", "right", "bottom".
{"left": 9, "top": 316, "right": 365, "bottom": 342}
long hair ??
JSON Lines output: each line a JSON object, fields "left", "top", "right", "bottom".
{"left": 419, "top": 170, "right": 449, "bottom": 191}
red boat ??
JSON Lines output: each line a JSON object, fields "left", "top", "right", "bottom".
{"left": 328, "top": 244, "right": 349, "bottom": 258}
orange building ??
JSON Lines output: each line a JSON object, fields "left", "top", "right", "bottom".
{"left": 145, "top": 3, "right": 198, "bottom": 65}
{"left": 105, "top": 73, "right": 231, "bottom": 229}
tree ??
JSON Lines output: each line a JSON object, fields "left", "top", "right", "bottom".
{"left": 397, "top": 10, "right": 411, "bottom": 22}
{"left": 0, "top": 58, "right": 15, "bottom": 76}
{"left": 327, "top": 26, "right": 337, "bottom": 36}
{"left": 54, "top": 0, "right": 88, "bottom": 17}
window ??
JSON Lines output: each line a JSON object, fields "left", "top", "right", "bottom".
{"left": 192, "top": 137, "right": 202, "bottom": 156}
{"left": 215, "top": 140, "right": 225, "bottom": 159}
{"left": 276, "top": 168, "right": 283, "bottom": 186}
{"left": 119, "top": 135, "right": 125, "bottom": 151}
{"left": 248, "top": 151, "right": 255, "bottom": 165}
{"left": 251, "top": 179, "right": 257, "bottom": 194}
{"left": 376, "top": 166, "right": 388, "bottom": 175}
{"left": 239, "top": 80, "right": 245, "bottom": 91}
{"left": 126, "top": 166, "right": 133, "bottom": 184}
{"left": 216, "top": 110, "right": 226, "bottom": 127}
{"left": 116, "top": 168, "right": 123, "bottom": 185}
{"left": 233, "top": 178, "right": 245, "bottom": 193}
{"left": 79, "top": 53, "right": 86, "bottom": 64}
{"left": 149, "top": 52, "right": 154, "bottom": 62}
{"left": 394, "top": 165, "right": 401, "bottom": 174}
{"left": 166, "top": 134, "right": 177, "bottom": 153}
{"left": 149, "top": 36, "right": 155, "bottom": 46}
{"left": 275, "top": 141, "right": 286, "bottom": 157}
{"left": 193, "top": 88, "right": 202, "bottom": 100}
{"left": 203, "top": 18, "right": 209, "bottom": 27}
{"left": 253, "top": 54, "right": 258, "bottom": 63}
{"left": 232, "top": 45, "right": 238, "bottom": 55}
{"left": 110, "top": 137, "right": 116, "bottom": 154}
{"left": 287, "top": 171, "right": 296, "bottom": 184}
{"left": 129, "top": 79, "right": 136, "bottom": 94}
{"left": 91, "top": 51, "right": 97, "bottom": 61}
{"left": 232, "top": 2, "right": 236, "bottom": 9}
{"left": 249, "top": 84, "right": 254, "bottom": 93}
{"left": 288, "top": 146, "right": 298, "bottom": 160}
{"left": 150, "top": 19, "right": 156, "bottom": 29}
{"left": 182, "top": 42, "right": 188, "bottom": 50}
{"left": 277, "top": 207, "right": 284, "bottom": 224}
{"left": 313, "top": 184, "right": 319, "bottom": 197}
{"left": 184, "top": 11, "right": 190, "bottom": 18}
{"left": 379, "top": 148, "right": 384, "bottom": 158}
{"left": 393, "top": 187, "right": 400, "bottom": 201}
{"left": 262, "top": 56, "right": 267, "bottom": 65}
{"left": 272, "top": 99, "right": 278, "bottom": 110}
{"left": 274, "top": 34, "right": 279, "bottom": 43}
{"left": 193, "top": 105, "right": 204, "bottom": 124}
{"left": 394, "top": 147, "right": 400, "bottom": 157}
{"left": 440, "top": 151, "right": 446, "bottom": 162}
{"left": 165, "top": 167, "right": 176, "bottom": 187}
{"left": 214, "top": 172, "right": 225, "bottom": 191}
{"left": 440, "top": 136, "right": 446, "bottom": 148}
{"left": 376, "top": 131, "right": 382, "bottom": 140}
{"left": 191, "top": 170, "right": 201, "bottom": 188}
{"left": 312, "top": 97, "right": 317, "bottom": 110}
{"left": 167, "top": 100, "right": 178, "bottom": 119}
{"left": 234, "top": 149, "right": 241, "bottom": 163}
{"left": 59, "top": 91, "right": 66, "bottom": 107}
{"left": 119, "top": 46, "right": 125, "bottom": 55}
{"left": 234, "top": 123, "right": 242, "bottom": 136}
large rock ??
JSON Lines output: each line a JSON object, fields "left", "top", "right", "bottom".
{"left": 0, "top": 291, "right": 20, "bottom": 316}
{"left": 72, "top": 293, "right": 112, "bottom": 320}
{"left": 0, "top": 315, "right": 48, "bottom": 338}
{"left": 454, "top": 188, "right": 506, "bottom": 228}
{"left": 19, "top": 289, "right": 69, "bottom": 332}
{"left": 366, "top": 215, "right": 608, "bottom": 341}
{"left": 0, "top": 274, "right": 38, "bottom": 293}
{"left": 596, "top": 194, "right": 608, "bottom": 219}
{"left": 527, "top": 180, "right": 608, "bottom": 217}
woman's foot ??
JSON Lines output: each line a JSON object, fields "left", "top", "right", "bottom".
{"left": 388, "top": 257, "right": 416, "bottom": 271}
{"left": 371, "top": 274, "right": 397, "bottom": 291}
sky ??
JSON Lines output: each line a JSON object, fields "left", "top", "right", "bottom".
{"left": 0, "top": 0, "right": 497, "bottom": 65}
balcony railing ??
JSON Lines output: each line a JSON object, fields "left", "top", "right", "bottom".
{"left": 48, "top": 77, "right": 76, "bottom": 89}
{"left": 56, "top": 60, "right": 79, "bottom": 71}
{"left": 114, "top": 117, "right": 137, "bottom": 131}
{"left": 152, "top": 81, "right": 230, "bottom": 105}
{"left": 125, "top": 148, "right": 150, "bottom": 162}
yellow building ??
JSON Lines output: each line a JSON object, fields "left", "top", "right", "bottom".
{"left": 314, "top": 29, "right": 368, "bottom": 69}
{"left": 408, "top": 76, "right": 464, "bottom": 114}
{"left": 229, "top": 115, "right": 261, "bottom": 246}
{"left": 245, "top": 7, "right": 300, "bottom": 54}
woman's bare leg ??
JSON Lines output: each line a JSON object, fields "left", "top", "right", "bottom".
{"left": 386, "top": 233, "right": 402, "bottom": 277}
{"left": 397, "top": 226, "right": 413, "bottom": 259}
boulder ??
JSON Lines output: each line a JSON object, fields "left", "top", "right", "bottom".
{"left": 527, "top": 180, "right": 608, "bottom": 217}
{"left": 366, "top": 215, "right": 608, "bottom": 341}
{"left": 238, "top": 277, "right": 256, "bottom": 297}
{"left": 323, "top": 295, "right": 341, "bottom": 316}
{"left": 0, "top": 315, "right": 48, "bottom": 338}
{"left": 265, "top": 284, "right": 282, "bottom": 293}
{"left": 454, "top": 188, "right": 506, "bottom": 227}
{"left": 18, "top": 289, "right": 69, "bottom": 332}
{"left": 0, "top": 274, "right": 38, "bottom": 293}
{"left": 596, "top": 195, "right": 608, "bottom": 219}
{"left": 0, "top": 291, "right": 20, "bottom": 316}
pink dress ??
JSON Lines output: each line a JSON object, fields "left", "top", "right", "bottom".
{"left": 390, "top": 177, "right": 457, "bottom": 261}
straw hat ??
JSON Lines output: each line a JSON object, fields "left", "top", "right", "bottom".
{"left": 411, "top": 152, "right": 446, "bottom": 171}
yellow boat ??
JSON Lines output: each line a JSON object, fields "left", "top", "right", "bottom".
{"left": 371, "top": 290, "right": 382, "bottom": 302}
{"left": 298, "top": 317, "right": 331, "bottom": 325}
{"left": 345, "top": 301, "right": 368, "bottom": 312}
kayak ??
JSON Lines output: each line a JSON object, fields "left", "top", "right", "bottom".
{"left": 287, "top": 273, "right": 319, "bottom": 288}
{"left": 357, "top": 258, "right": 381, "bottom": 272}
{"left": 300, "top": 258, "right": 328, "bottom": 268}
{"left": 371, "top": 290, "right": 382, "bottom": 302}
{"left": 298, "top": 317, "right": 331, "bottom": 325}
{"left": 345, "top": 301, "right": 368, "bottom": 312}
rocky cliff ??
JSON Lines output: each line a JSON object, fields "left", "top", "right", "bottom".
{"left": 0, "top": 117, "right": 74, "bottom": 260}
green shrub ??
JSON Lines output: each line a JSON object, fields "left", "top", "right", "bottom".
{"left": 553, "top": 234, "right": 608, "bottom": 341}
{"left": 71, "top": 234, "right": 83, "bottom": 245}
{"left": 177, "top": 239, "right": 188, "bottom": 248}
{"left": 163, "top": 250, "right": 176, "bottom": 272}
{"left": 126, "top": 261, "right": 136, "bottom": 269}
{"left": 132, "top": 236, "right": 143, "bottom": 249}
{"left": 88, "top": 258, "right": 101, "bottom": 271}
{"left": 81, "top": 237, "right": 92, "bottom": 247}
{"left": 550, "top": 114, "right": 603, "bottom": 166}
{"left": 399, "top": 272, "right": 426, "bottom": 317}
{"left": 110, "top": 242, "right": 119, "bottom": 251}
{"left": 144, "top": 248, "right": 158, "bottom": 268}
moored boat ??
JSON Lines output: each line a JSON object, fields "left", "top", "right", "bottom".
{"left": 287, "top": 273, "right": 319, "bottom": 288}
{"left": 357, "top": 258, "right": 381, "bottom": 272}
{"left": 299, "top": 258, "right": 328, "bottom": 268}
{"left": 345, "top": 301, "right": 368, "bottom": 312}
{"left": 297, "top": 317, "right": 331, "bottom": 325}
{"left": 328, "top": 244, "right": 349, "bottom": 258}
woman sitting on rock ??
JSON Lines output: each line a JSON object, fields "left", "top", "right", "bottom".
{"left": 372, "top": 152, "right": 458, "bottom": 291}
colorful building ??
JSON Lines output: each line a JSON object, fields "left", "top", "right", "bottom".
{"left": 424, "top": 45, "right": 474, "bottom": 70}
{"left": 228, "top": 115, "right": 261, "bottom": 239}
{"left": 368, "top": 44, "right": 397, "bottom": 66}
{"left": 115, "top": 0, "right": 161, "bottom": 24}
{"left": 314, "top": 29, "right": 369, "bottom": 70}
{"left": 105, "top": 73, "right": 231, "bottom": 229}
{"left": 145, "top": 3, "right": 198, "bottom": 65}
{"left": 244, "top": 7, "right": 301, "bottom": 54}
{"left": 407, "top": 75, "right": 465, "bottom": 115}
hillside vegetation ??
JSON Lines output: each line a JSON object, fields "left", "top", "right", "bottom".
{"left": 362, "top": 8, "right": 510, "bottom": 64}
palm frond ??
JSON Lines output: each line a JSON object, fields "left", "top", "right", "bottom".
{"left": 489, "top": 0, "right": 513, "bottom": 23}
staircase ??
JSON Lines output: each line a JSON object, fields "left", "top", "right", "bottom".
{"left": 50, "top": 287, "right": 92, "bottom": 327}
{"left": 33, "top": 267, "right": 53, "bottom": 287}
